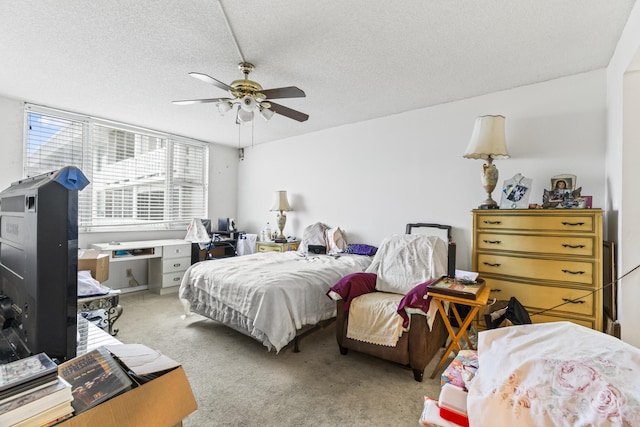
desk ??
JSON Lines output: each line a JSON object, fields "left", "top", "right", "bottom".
{"left": 428, "top": 285, "right": 490, "bottom": 379}
{"left": 91, "top": 239, "right": 191, "bottom": 295}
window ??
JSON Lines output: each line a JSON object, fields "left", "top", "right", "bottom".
{"left": 24, "top": 104, "right": 209, "bottom": 231}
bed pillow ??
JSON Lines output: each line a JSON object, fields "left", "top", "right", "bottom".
{"left": 366, "top": 234, "right": 448, "bottom": 295}
{"left": 325, "top": 227, "right": 347, "bottom": 253}
{"left": 298, "top": 222, "right": 330, "bottom": 253}
{"left": 344, "top": 244, "right": 378, "bottom": 256}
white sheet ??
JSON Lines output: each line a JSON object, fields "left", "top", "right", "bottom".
{"left": 366, "top": 234, "right": 448, "bottom": 294}
{"left": 179, "top": 252, "right": 372, "bottom": 352}
{"left": 467, "top": 322, "right": 640, "bottom": 426}
{"left": 346, "top": 293, "right": 438, "bottom": 346}
{"left": 346, "top": 292, "right": 405, "bottom": 346}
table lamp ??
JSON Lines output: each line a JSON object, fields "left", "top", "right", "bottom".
{"left": 270, "top": 190, "right": 291, "bottom": 239}
{"left": 463, "top": 115, "right": 510, "bottom": 209}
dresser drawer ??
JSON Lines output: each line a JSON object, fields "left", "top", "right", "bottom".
{"left": 484, "top": 278, "right": 595, "bottom": 317}
{"left": 162, "top": 270, "right": 185, "bottom": 288}
{"left": 477, "top": 254, "right": 594, "bottom": 285}
{"left": 163, "top": 256, "right": 191, "bottom": 273}
{"left": 475, "top": 214, "right": 595, "bottom": 233}
{"left": 163, "top": 243, "right": 191, "bottom": 259}
{"left": 258, "top": 244, "right": 281, "bottom": 253}
{"left": 477, "top": 233, "right": 595, "bottom": 257}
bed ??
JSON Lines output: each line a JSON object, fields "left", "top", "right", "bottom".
{"left": 178, "top": 237, "right": 373, "bottom": 352}
{"left": 466, "top": 321, "right": 640, "bottom": 426}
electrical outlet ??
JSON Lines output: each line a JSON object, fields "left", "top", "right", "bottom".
{"left": 126, "top": 268, "right": 132, "bottom": 277}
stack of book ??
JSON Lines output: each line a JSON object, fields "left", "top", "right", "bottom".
{"left": 0, "top": 353, "right": 74, "bottom": 426}
{"left": 58, "top": 346, "right": 132, "bottom": 415}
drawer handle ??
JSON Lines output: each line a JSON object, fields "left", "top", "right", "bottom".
{"left": 174, "top": 263, "right": 181, "bottom": 267}
{"left": 483, "top": 240, "right": 501, "bottom": 244}
{"left": 562, "top": 244, "right": 585, "bottom": 249}
{"left": 562, "top": 269, "right": 585, "bottom": 275}
{"left": 173, "top": 277, "right": 181, "bottom": 282}
{"left": 483, "top": 262, "right": 501, "bottom": 267}
{"left": 561, "top": 221, "right": 585, "bottom": 226}
{"left": 483, "top": 220, "right": 502, "bottom": 225}
{"left": 490, "top": 289, "right": 501, "bottom": 293}
{"left": 562, "top": 297, "right": 585, "bottom": 304}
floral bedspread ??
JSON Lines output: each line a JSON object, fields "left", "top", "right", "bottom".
{"left": 467, "top": 322, "right": 640, "bottom": 426}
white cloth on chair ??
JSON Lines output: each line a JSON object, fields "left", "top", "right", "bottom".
{"left": 346, "top": 292, "right": 405, "bottom": 347}
{"left": 236, "top": 234, "right": 257, "bottom": 256}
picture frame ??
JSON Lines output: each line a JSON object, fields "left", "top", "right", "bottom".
{"left": 550, "top": 174, "right": 576, "bottom": 191}
{"left": 499, "top": 173, "right": 532, "bottom": 209}
{"left": 542, "top": 174, "right": 582, "bottom": 208}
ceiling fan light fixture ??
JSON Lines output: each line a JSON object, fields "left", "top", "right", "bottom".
{"left": 237, "top": 108, "right": 254, "bottom": 123}
{"left": 260, "top": 107, "right": 275, "bottom": 122}
{"left": 240, "top": 95, "right": 257, "bottom": 112}
{"left": 217, "top": 101, "right": 232, "bottom": 116}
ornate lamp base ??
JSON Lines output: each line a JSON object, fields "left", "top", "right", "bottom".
{"left": 276, "top": 211, "right": 287, "bottom": 239}
{"left": 479, "top": 161, "right": 500, "bottom": 209}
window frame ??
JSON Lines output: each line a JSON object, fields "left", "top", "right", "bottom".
{"left": 24, "top": 104, "right": 209, "bottom": 232}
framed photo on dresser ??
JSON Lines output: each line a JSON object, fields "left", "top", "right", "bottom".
{"left": 499, "top": 173, "right": 532, "bottom": 209}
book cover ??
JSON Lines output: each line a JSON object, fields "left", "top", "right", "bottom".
{"left": 58, "top": 346, "right": 132, "bottom": 414}
{"left": 0, "top": 353, "right": 58, "bottom": 398}
{"left": 0, "top": 377, "right": 72, "bottom": 426}
{"left": 427, "top": 276, "right": 485, "bottom": 300}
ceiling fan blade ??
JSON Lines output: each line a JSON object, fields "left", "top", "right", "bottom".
{"left": 260, "top": 86, "right": 306, "bottom": 99}
{"left": 268, "top": 101, "right": 309, "bottom": 122}
{"left": 188, "top": 72, "right": 233, "bottom": 92}
{"left": 172, "top": 98, "right": 232, "bottom": 105}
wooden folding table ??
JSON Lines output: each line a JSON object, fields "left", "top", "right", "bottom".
{"left": 428, "top": 285, "right": 490, "bottom": 379}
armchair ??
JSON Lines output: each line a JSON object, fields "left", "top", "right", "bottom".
{"left": 331, "top": 224, "right": 454, "bottom": 382}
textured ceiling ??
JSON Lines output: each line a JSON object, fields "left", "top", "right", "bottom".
{"left": 0, "top": 1, "right": 635, "bottom": 147}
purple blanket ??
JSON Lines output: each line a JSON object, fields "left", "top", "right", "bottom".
{"left": 327, "top": 272, "right": 377, "bottom": 311}
{"left": 328, "top": 273, "right": 436, "bottom": 328}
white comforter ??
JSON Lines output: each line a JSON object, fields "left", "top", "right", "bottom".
{"left": 179, "top": 251, "right": 372, "bottom": 352}
{"left": 467, "top": 322, "right": 640, "bottom": 426}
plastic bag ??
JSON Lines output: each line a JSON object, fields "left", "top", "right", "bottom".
{"left": 78, "top": 270, "right": 111, "bottom": 297}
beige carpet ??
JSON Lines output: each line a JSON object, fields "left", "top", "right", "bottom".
{"left": 114, "top": 290, "right": 456, "bottom": 427}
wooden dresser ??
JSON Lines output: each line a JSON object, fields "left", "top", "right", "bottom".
{"left": 472, "top": 209, "right": 603, "bottom": 331}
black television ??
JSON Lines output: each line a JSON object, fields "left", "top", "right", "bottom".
{"left": 0, "top": 168, "right": 84, "bottom": 363}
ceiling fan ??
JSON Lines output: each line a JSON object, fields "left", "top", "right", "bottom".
{"left": 173, "top": 61, "right": 309, "bottom": 123}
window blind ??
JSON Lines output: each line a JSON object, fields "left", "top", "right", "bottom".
{"left": 24, "top": 104, "right": 209, "bottom": 231}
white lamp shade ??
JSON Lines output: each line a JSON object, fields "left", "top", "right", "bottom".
{"left": 270, "top": 190, "right": 291, "bottom": 211}
{"left": 240, "top": 95, "right": 257, "bottom": 112}
{"left": 237, "top": 108, "right": 254, "bottom": 123}
{"left": 463, "top": 115, "right": 509, "bottom": 160}
{"left": 217, "top": 101, "right": 232, "bottom": 115}
{"left": 260, "top": 107, "right": 275, "bottom": 121}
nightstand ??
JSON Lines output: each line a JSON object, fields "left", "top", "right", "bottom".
{"left": 256, "top": 240, "right": 300, "bottom": 253}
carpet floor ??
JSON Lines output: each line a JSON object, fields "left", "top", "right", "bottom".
{"left": 114, "top": 290, "right": 458, "bottom": 427}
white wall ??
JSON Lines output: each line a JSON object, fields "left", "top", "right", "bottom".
{"left": 238, "top": 71, "right": 607, "bottom": 271}
{"left": 607, "top": 1, "right": 640, "bottom": 346}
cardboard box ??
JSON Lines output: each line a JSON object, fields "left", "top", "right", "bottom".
{"left": 78, "top": 249, "right": 110, "bottom": 282}
{"left": 58, "top": 366, "right": 197, "bottom": 427}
